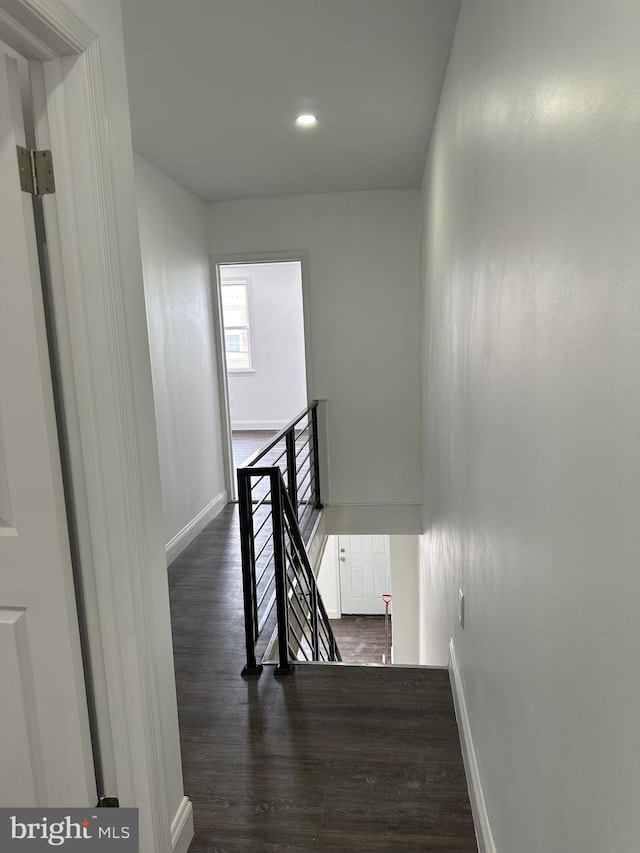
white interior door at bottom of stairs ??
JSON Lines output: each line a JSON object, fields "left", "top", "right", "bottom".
{"left": 338, "top": 534, "right": 392, "bottom": 615}
{"left": 0, "top": 52, "right": 95, "bottom": 807}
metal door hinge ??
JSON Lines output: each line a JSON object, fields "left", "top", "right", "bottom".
{"left": 97, "top": 796, "right": 120, "bottom": 808}
{"left": 17, "top": 145, "right": 55, "bottom": 195}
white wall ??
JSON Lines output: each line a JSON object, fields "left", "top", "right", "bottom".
{"left": 421, "top": 1, "right": 640, "bottom": 850}
{"left": 135, "top": 154, "right": 227, "bottom": 558}
{"left": 317, "top": 535, "right": 340, "bottom": 619}
{"left": 208, "top": 191, "right": 422, "bottom": 517}
{"left": 389, "top": 536, "right": 419, "bottom": 664}
{"left": 221, "top": 261, "right": 307, "bottom": 429}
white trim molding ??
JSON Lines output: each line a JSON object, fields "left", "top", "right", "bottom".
{"left": 42, "top": 40, "right": 174, "bottom": 847}
{"left": 449, "top": 639, "right": 497, "bottom": 853}
{"left": 170, "top": 796, "right": 194, "bottom": 853}
{"left": 166, "top": 491, "right": 227, "bottom": 565}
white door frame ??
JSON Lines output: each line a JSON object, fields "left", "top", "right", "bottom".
{"left": 0, "top": 3, "right": 187, "bottom": 852}
{"left": 210, "top": 250, "right": 315, "bottom": 500}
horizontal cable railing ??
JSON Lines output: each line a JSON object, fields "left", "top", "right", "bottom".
{"left": 239, "top": 403, "right": 322, "bottom": 541}
{"left": 274, "top": 480, "right": 341, "bottom": 674}
{"left": 238, "top": 402, "right": 340, "bottom": 676}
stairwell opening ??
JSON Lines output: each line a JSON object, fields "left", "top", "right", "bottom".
{"left": 317, "top": 534, "right": 420, "bottom": 665}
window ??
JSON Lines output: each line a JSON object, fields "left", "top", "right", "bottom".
{"left": 221, "top": 279, "right": 253, "bottom": 371}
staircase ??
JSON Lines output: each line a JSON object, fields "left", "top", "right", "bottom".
{"left": 168, "top": 498, "right": 477, "bottom": 851}
{"left": 237, "top": 402, "right": 341, "bottom": 676}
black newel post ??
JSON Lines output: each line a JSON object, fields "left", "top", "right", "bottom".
{"left": 238, "top": 470, "right": 262, "bottom": 677}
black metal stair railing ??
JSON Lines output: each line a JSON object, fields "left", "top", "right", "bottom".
{"left": 237, "top": 402, "right": 341, "bottom": 676}
{"left": 239, "top": 402, "right": 322, "bottom": 538}
{"left": 273, "top": 478, "right": 341, "bottom": 675}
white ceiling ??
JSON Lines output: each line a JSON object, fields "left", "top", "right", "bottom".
{"left": 121, "top": 0, "right": 461, "bottom": 203}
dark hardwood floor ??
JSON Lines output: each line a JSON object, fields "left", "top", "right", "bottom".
{"left": 231, "top": 427, "right": 320, "bottom": 553}
{"left": 329, "top": 615, "right": 388, "bottom": 664}
{"left": 231, "top": 430, "right": 277, "bottom": 469}
{"left": 168, "top": 505, "right": 477, "bottom": 852}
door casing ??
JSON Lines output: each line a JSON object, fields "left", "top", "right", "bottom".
{"left": 210, "top": 250, "right": 315, "bottom": 500}
{"left": 0, "top": 3, "right": 187, "bottom": 850}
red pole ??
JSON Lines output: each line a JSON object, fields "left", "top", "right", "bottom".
{"left": 382, "top": 593, "right": 392, "bottom": 664}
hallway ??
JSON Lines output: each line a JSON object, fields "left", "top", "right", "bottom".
{"left": 232, "top": 430, "right": 277, "bottom": 469}
{"left": 168, "top": 506, "right": 476, "bottom": 851}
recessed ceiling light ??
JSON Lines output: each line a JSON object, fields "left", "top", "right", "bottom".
{"left": 295, "top": 113, "right": 318, "bottom": 128}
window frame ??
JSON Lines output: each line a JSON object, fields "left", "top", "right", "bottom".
{"left": 220, "top": 277, "right": 255, "bottom": 373}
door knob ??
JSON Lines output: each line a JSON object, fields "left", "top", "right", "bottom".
{"left": 340, "top": 557, "right": 345, "bottom": 562}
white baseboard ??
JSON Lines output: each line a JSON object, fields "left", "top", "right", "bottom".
{"left": 166, "top": 491, "right": 227, "bottom": 565}
{"left": 324, "top": 503, "right": 422, "bottom": 534}
{"left": 449, "top": 639, "right": 496, "bottom": 853}
{"left": 231, "top": 420, "right": 288, "bottom": 431}
{"left": 325, "top": 608, "right": 341, "bottom": 620}
{"left": 170, "top": 796, "right": 194, "bottom": 853}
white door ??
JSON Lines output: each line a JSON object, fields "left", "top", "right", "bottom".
{"left": 0, "top": 53, "right": 95, "bottom": 806}
{"left": 338, "top": 534, "right": 392, "bottom": 615}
